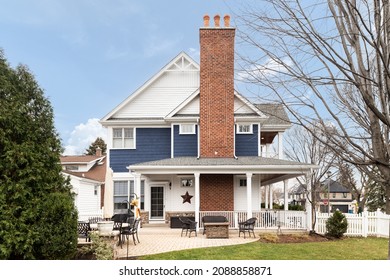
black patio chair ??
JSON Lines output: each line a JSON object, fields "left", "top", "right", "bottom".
{"left": 121, "top": 218, "right": 141, "bottom": 247}
{"left": 179, "top": 217, "right": 192, "bottom": 237}
{"left": 238, "top": 217, "right": 257, "bottom": 238}
{"left": 78, "top": 221, "right": 91, "bottom": 242}
{"left": 187, "top": 220, "right": 198, "bottom": 238}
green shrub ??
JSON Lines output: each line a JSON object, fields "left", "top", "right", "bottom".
{"left": 77, "top": 232, "right": 114, "bottom": 260}
{"left": 325, "top": 210, "right": 348, "bottom": 238}
{"left": 34, "top": 192, "right": 78, "bottom": 259}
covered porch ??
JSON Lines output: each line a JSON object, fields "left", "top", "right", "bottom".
{"left": 127, "top": 156, "right": 317, "bottom": 232}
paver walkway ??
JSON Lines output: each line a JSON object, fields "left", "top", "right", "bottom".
{"left": 116, "top": 224, "right": 258, "bottom": 259}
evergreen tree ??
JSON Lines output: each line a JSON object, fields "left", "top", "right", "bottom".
{"left": 85, "top": 137, "right": 106, "bottom": 155}
{"left": 326, "top": 210, "right": 348, "bottom": 238}
{"left": 0, "top": 50, "right": 78, "bottom": 259}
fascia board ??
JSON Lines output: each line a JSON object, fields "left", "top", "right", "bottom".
{"left": 128, "top": 164, "right": 318, "bottom": 174}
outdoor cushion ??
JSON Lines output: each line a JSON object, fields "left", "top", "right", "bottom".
{"left": 202, "top": 216, "right": 228, "bottom": 223}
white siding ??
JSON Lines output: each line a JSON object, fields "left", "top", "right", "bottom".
{"left": 234, "top": 175, "right": 261, "bottom": 211}
{"left": 113, "top": 71, "right": 199, "bottom": 118}
{"left": 70, "top": 176, "right": 102, "bottom": 218}
{"left": 177, "top": 96, "right": 200, "bottom": 115}
{"left": 234, "top": 97, "right": 256, "bottom": 114}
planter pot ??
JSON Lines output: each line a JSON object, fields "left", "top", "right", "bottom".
{"left": 97, "top": 221, "right": 114, "bottom": 234}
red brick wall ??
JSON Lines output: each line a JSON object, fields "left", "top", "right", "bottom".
{"left": 199, "top": 25, "right": 235, "bottom": 158}
{"left": 200, "top": 174, "right": 234, "bottom": 211}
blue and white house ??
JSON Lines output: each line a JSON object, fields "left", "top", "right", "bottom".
{"left": 100, "top": 15, "right": 317, "bottom": 230}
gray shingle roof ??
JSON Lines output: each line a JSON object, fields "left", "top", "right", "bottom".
{"left": 130, "top": 156, "right": 310, "bottom": 167}
{"left": 255, "top": 104, "right": 291, "bottom": 126}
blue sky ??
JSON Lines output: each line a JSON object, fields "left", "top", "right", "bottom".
{"left": 0, "top": 0, "right": 238, "bottom": 154}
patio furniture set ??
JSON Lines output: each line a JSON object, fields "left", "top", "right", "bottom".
{"left": 77, "top": 214, "right": 141, "bottom": 247}
{"left": 178, "top": 215, "right": 257, "bottom": 239}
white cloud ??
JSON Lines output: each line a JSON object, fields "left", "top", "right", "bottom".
{"left": 63, "top": 118, "right": 107, "bottom": 155}
{"left": 237, "top": 58, "right": 293, "bottom": 81}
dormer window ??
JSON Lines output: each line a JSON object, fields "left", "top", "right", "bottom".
{"left": 65, "top": 165, "right": 79, "bottom": 171}
{"left": 113, "top": 128, "right": 135, "bottom": 148}
{"left": 237, "top": 124, "right": 252, "bottom": 134}
{"left": 179, "top": 124, "right": 196, "bottom": 134}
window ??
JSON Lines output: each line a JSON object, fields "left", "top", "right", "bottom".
{"left": 113, "top": 128, "right": 135, "bottom": 148}
{"left": 179, "top": 124, "right": 196, "bottom": 134}
{"left": 239, "top": 179, "right": 247, "bottom": 187}
{"left": 94, "top": 185, "right": 98, "bottom": 196}
{"left": 332, "top": 193, "right": 336, "bottom": 198}
{"left": 65, "top": 165, "right": 79, "bottom": 171}
{"left": 113, "top": 180, "right": 145, "bottom": 213}
{"left": 343, "top": 193, "right": 348, "bottom": 198}
{"left": 236, "top": 124, "right": 252, "bottom": 134}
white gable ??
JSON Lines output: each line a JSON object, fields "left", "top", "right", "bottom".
{"left": 169, "top": 92, "right": 264, "bottom": 117}
{"left": 102, "top": 52, "right": 200, "bottom": 121}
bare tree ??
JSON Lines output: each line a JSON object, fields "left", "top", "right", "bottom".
{"left": 233, "top": 0, "right": 390, "bottom": 258}
{"left": 284, "top": 125, "right": 336, "bottom": 231}
{"left": 235, "top": 0, "right": 389, "bottom": 210}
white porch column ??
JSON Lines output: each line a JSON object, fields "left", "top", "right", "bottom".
{"left": 284, "top": 179, "right": 289, "bottom": 211}
{"left": 305, "top": 172, "right": 313, "bottom": 231}
{"left": 194, "top": 172, "right": 200, "bottom": 231}
{"left": 266, "top": 144, "right": 272, "bottom": 158}
{"left": 278, "top": 132, "right": 284, "bottom": 159}
{"left": 265, "top": 185, "right": 269, "bottom": 209}
{"left": 258, "top": 175, "right": 262, "bottom": 210}
{"left": 269, "top": 184, "right": 273, "bottom": 209}
{"left": 246, "top": 173, "right": 253, "bottom": 219}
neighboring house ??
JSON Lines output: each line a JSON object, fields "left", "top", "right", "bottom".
{"left": 100, "top": 15, "right": 317, "bottom": 228}
{"left": 289, "top": 180, "right": 355, "bottom": 214}
{"left": 318, "top": 179, "right": 355, "bottom": 214}
{"left": 60, "top": 148, "right": 106, "bottom": 219}
{"left": 288, "top": 184, "right": 307, "bottom": 207}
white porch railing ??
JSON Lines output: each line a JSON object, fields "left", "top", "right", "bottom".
{"left": 78, "top": 210, "right": 104, "bottom": 222}
{"left": 315, "top": 210, "right": 390, "bottom": 237}
{"left": 199, "top": 210, "right": 307, "bottom": 230}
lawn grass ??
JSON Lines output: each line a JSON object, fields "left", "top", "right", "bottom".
{"left": 139, "top": 237, "right": 388, "bottom": 260}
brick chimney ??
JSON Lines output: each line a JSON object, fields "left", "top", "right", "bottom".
{"left": 199, "top": 14, "right": 235, "bottom": 158}
{"left": 96, "top": 147, "right": 102, "bottom": 157}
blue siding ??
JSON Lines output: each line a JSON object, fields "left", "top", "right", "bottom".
{"left": 173, "top": 125, "right": 198, "bottom": 157}
{"left": 235, "top": 124, "right": 258, "bottom": 156}
{"left": 110, "top": 128, "right": 171, "bottom": 172}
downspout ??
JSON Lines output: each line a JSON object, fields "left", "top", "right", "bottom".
{"left": 233, "top": 119, "right": 238, "bottom": 159}
{"left": 196, "top": 118, "right": 200, "bottom": 159}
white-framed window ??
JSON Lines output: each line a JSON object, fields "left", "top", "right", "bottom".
{"left": 113, "top": 180, "right": 145, "bottom": 213}
{"left": 179, "top": 124, "right": 196, "bottom": 135}
{"left": 113, "top": 128, "right": 135, "bottom": 148}
{"left": 65, "top": 165, "right": 79, "bottom": 171}
{"left": 239, "top": 179, "right": 247, "bottom": 187}
{"left": 236, "top": 124, "right": 252, "bottom": 134}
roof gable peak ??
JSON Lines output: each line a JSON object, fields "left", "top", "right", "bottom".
{"left": 101, "top": 52, "right": 199, "bottom": 123}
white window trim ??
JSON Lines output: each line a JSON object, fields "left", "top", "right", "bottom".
{"left": 179, "top": 124, "right": 196, "bottom": 135}
{"left": 112, "top": 127, "right": 136, "bottom": 149}
{"left": 236, "top": 124, "right": 253, "bottom": 134}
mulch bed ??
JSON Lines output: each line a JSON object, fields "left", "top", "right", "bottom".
{"left": 259, "top": 232, "right": 331, "bottom": 243}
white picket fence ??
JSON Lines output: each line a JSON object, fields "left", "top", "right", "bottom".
{"left": 315, "top": 210, "right": 390, "bottom": 237}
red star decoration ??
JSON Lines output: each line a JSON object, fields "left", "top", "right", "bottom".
{"left": 181, "top": 191, "right": 193, "bottom": 204}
